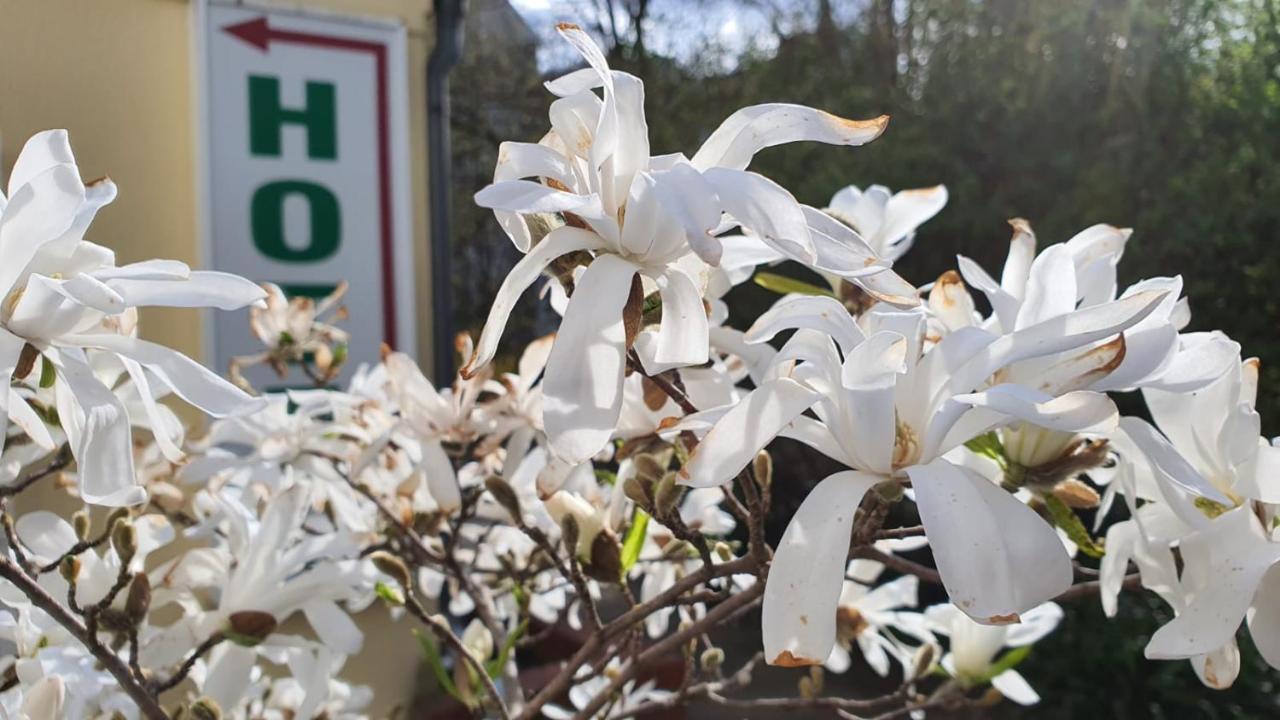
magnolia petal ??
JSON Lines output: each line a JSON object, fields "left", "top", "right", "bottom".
{"left": 203, "top": 645, "right": 257, "bottom": 711}
{"left": 680, "top": 377, "right": 822, "bottom": 488}
{"left": 0, "top": 163, "right": 84, "bottom": 298}
{"left": 1015, "top": 244, "right": 1077, "bottom": 329}
{"left": 70, "top": 333, "right": 261, "bottom": 418}
{"left": 875, "top": 185, "right": 948, "bottom": 249}
{"left": 15, "top": 511, "right": 78, "bottom": 562}
{"left": 304, "top": 599, "right": 364, "bottom": 655}
{"left": 1192, "top": 641, "right": 1241, "bottom": 689}
{"left": 464, "top": 226, "right": 607, "bottom": 377}
{"left": 907, "top": 459, "right": 1072, "bottom": 623}
{"left": 50, "top": 349, "right": 144, "bottom": 506}
{"left": 703, "top": 168, "right": 815, "bottom": 264}
{"left": 692, "top": 104, "right": 888, "bottom": 172}
{"left": 745, "top": 295, "right": 865, "bottom": 355}
{"left": 840, "top": 331, "right": 907, "bottom": 474}
{"left": 954, "top": 385, "right": 1118, "bottom": 434}
{"left": 947, "top": 290, "right": 1167, "bottom": 398}
{"left": 19, "top": 677, "right": 65, "bottom": 720}
{"left": 421, "top": 439, "right": 462, "bottom": 513}
{"left": 1147, "top": 508, "right": 1280, "bottom": 659}
{"left": 474, "top": 179, "right": 602, "bottom": 216}
{"left": 763, "top": 470, "right": 882, "bottom": 666}
{"left": 0, "top": 328, "right": 25, "bottom": 454}
{"left": 1119, "top": 417, "right": 1232, "bottom": 504}
{"left": 957, "top": 255, "right": 1020, "bottom": 331}
{"left": 1247, "top": 564, "right": 1280, "bottom": 670}
{"left": 105, "top": 271, "right": 266, "bottom": 310}
{"left": 853, "top": 266, "right": 922, "bottom": 308}
{"left": 543, "top": 254, "right": 638, "bottom": 464}
{"left": 8, "top": 389, "right": 56, "bottom": 451}
{"left": 991, "top": 670, "right": 1040, "bottom": 705}
{"left": 654, "top": 267, "right": 709, "bottom": 366}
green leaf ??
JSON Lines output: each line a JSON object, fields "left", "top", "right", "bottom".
{"left": 485, "top": 619, "right": 528, "bottom": 679}
{"left": 594, "top": 469, "right": 618, "bottom": 486}
{"left": 753, "top": 272, "right": 836, "bottom": 298}
{"left": 964, "top": 431, "right": 1008, "bottom": 470}
{"left": 620, "top": 508, "right": 651, "bottom": 575}
{"left": 976, "top": 644, "right": 1034, "bottom": 684}
{"left": 414, "top": 628, "right": 463, "bottom": 702}
{"left": 1045, "top": 494, "right": 1106, "bottom": 558}
{"left": 374, "top": 581, "right": 404, "bottom": 605}
{"left": 38, "top": 356, "right": 55, "bottom": 389}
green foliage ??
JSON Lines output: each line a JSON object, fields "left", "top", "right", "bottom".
{"left": 620, "top": 507, "right": 651, "bottom": 575}
{"left": 753, "top": 271, "right": 837, "bottom": 298}
{"left": 1046, "top": 495, "right": 1107, "bottom": 559}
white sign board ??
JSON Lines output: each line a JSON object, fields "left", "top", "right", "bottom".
{"left": 200, "top": 1, "right": 415, "bottom": 390}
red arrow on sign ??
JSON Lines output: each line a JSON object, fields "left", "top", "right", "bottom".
{"left": 221, "top": 15, "right": 401, "bottom": 350}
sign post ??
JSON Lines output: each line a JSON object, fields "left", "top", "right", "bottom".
{"left": 200, "top": 2, "right": 416, "bottom": 389}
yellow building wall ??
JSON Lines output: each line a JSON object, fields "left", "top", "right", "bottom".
{"left": 0, "top": 0, "right": 435, "bottom": 376}
{"left": 0, "top": 1, "right": 436, "bottom": 713}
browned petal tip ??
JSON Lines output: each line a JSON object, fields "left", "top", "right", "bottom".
{"left": 86, "top": 175, "right": 112, "bottom": 187}
{"left": 771, "top": 650, "right": 821, "bottom": 667}
{"left": 1007, "top": 217, "right": 1032, "bottom": 234}
{"left": 1245, "top": 357, "right": 1261, "bottom": 371}
{"left": 937, "top": 269, "right": 964, "bottom": 286}
{"left": 379, "top": 343, "right": 393, "bottom": 362}
{"left": 556, "top": 22, "right": 581, "bottom": 31}
{"left": 986, "top": 613, "right": 1021, "bottom": 625}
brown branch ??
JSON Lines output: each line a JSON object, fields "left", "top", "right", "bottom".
{"left": 0, "top": 557, "right": 168, "bottom": 720}
{"left": 0, "top": 445, "right": 72, "bottom": 498}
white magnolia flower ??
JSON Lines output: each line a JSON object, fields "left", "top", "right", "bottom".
{"left": 0, "top": 676, "right": 64, "bottom": 720}
{"left": 1135, "top": 505, "right": 1280, "bottom": 678}
{"left": 1122, "top": 355, "right": 1280, "bottom": 510}
{"left": 542, "top": 658, "right": 673, "bottom": 719}
{"left": 925, "top": 601, "right": 1062, "bottom": 705}
{"left": 146, "top": 485, "right": 364, "bottom": 684}
{"left": 1100, "top": 502, "right": 1242, "bottom": 688}
{"left": 826, "top": 183, "right": 948, "bottom": 262}
{"left": 0, "top": 130, "right": 265, "bottom": 505}
{"left": 824, "top": 558, "right": 930, "bottom": 676}
{"left": 464, "top": 24, "right": 910, "bottom": 466}
{"left": 676, "top": 288, "right": 1165, "bottom": 665}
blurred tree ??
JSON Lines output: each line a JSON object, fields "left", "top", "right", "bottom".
{"left": 451, "top": 0, "right": 1280, "bottom": 714}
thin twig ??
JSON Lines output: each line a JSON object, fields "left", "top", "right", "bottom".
{"left": 0, "top": 557, "right": 168, "bottom": 720}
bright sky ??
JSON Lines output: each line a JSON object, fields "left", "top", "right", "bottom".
{"left": 506, "top": 0, "right": 813, "bottom": 72}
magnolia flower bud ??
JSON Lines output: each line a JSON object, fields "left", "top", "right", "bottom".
{"left": 484, "top": 476, "right": 523, "bottom": 522}
{"left": 370, "top": 551, "right": 413, "bottom": 590}
{"left": 700, "top": 647, "right": 725, "bottom": 672}
{"left": 225, "top": 611, "right": 278, "bottom": 647}
{"left": 798, "top": 675, "right": 817, "bottom": 699}
{"left": 910, "top": 643, "right": 937, "bottom": 680}
{"left": 189, "top": 697, "right": 223, "bottom": 720}
{"left": 587, "top": 530, "right": 623, "bottom": 583}
{"left": 111, "top": 520, "right": 137, "bottom": 566}
{"left": 71, "top": 511, "right": 90, "bottom": 541}
{"left": 633, "top": 454, "right": 665, "bottom": 484}
{"left": 654, "top": 472, "right": 685, "bottom": 517}
{"left": 461, "top": 618, "right": 494, "bottom": 661}
{"left": 713, "top": 542, "right": 734, "bottom": 562}
{"left": 752, "top": 450, "right": 773, "bottom": 490}
{"left": 13, "top": 343, "right": 39, "bottom": 380}
{"left": 59, "top": 556, "right": 80, "bottom": 583}
{"left": 560, "top": 514, "right": 581, "bottom": 554}
{"left": 622, "top": 473, "right": 653, "bottom": 511}
{"left": 1052, "top": 478, "right": 1102, "bottom": 509}
{"left": 125, "top": 573, "right": 151, "bottom": 625}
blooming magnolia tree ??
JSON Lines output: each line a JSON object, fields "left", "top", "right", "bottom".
{"left": 2, "top": 22, "right": 1277, "bottom": 720}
